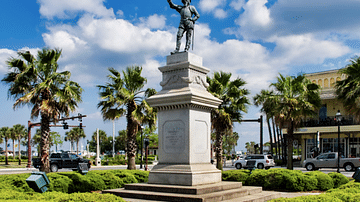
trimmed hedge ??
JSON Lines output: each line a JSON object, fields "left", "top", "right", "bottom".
{"left": 222, "top": 168, "right": 349, "bottom": 192}
{"left": 270, "top": 181, "right": 360, "bottom": 202}
{"left": 0, "top": 170, "right": 149, "bottom": 201}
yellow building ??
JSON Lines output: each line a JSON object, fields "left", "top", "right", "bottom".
{"left": 284, "top": 69, "right": 360, "bottom": 164}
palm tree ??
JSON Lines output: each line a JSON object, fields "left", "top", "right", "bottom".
{"left": 254, "top": 90, "right": 277, "bottom": 156}
{"left": 2, "top": 48, "right": 83, "bottom": 173}
{"left": 336, "top": 56, "right": 360, "bottom": 120}
{"left": 51, "top": 132, "right": 63, "bottom": 152}
{"left": 245, "top": 141, "right": 256, "bottom": 154}
{"left": 97, "top": 66, "right": 156, "bottom": 170}
{"left": 66, "top": 128, "right": 85, "bottom": 155}
{"left": 12, "top": 124, "right": 27, "bottom": 165}
{"left": 268, "top": 74, "right": 321, "bottom": 169}
{"left": 65, "top": 130, "right": 76, "bottom": 153}
{"left": 9, "top": 127, "right": 16, "bottom": 160}
{"left": 0, "top": 127, "right": 11, "bottom": 165}
{"left": 207, "top": 71, "right": 250, "bottom": 170}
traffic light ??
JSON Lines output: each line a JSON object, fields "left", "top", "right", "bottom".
{"left": 79, "top": 123, "right": 82, "bottom": 129}
{"left": 144, "top": 138, "right": 150, "bottom": 147}
{"left": 63, "top": 123, "right": 68, "bottom": 130}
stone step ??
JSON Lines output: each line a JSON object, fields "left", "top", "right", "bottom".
{"left": 102, "top": 184, "right": 264, "bottom": 202}
{"left": 223, "top": 191, "right": 282, "bottom": 202}
{"left": 124, "top": 181, "right": 243, "bottom": 195}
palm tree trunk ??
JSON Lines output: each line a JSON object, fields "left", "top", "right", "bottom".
{"left": 272, "top": 118, "right": 278, "bottom": 158}
{"left": 127, "top": 101, "right": 138, "bottom": 170}
{"left": 18, "top": 137, "right": 21, "bottom": 165}
{"left": 5, "top": 138, "right": 9, "bottom": 165}
{"left": 215, "top": 131, "right": 223, "bottom": 170}
{"left": 266, "top": 117, "right": 273, "bottom": 156}
{"left": 286, "top": 121, "right": 294, "bottom": 170}
{"left": 40, "top": 113, "right": 51, "bottom": 173}
{"left": 13, "top": 139, "right": 15, "bottom": 160}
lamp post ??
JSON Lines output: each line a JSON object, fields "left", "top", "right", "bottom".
{"left": 140, "top": 126, "right": 144, "bottom": 169}
{"left": 336, "top": 110, "right": 341, "bottom": 173}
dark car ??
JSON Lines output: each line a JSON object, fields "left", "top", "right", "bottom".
{"left": 33, "top": 152, "right": 91, "bottom": 172}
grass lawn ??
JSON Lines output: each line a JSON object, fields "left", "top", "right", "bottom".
{"left": 0, "top": 161, "right": 29, "bottom": 169}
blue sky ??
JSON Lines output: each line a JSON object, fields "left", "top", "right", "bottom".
{"left": 0, "top": 0, "right": 359, "bottom": 153}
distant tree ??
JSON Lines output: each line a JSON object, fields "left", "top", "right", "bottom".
{"left": 0, "top": 127, "right": 11, "bottom": 165}
{"left": 12, "top": 124, "right": 27, "bottom": 165}
{"left": 65, "top": 128, "right": 85, "bottom": 155}
{"left": 9, "top": 127, "right": 17, "bottom": 160}
{"left": 116, "top": 130, "right": 127, "bottom": 153}
{"left": 223, "top": 131, "right": 239, "bottom": 155}
{"left": 245, "top": 141, "right": 256, "bottom": 154}
{"left": 51, "top": 132, "right": 63, "bottom": 152}
{"left": 89, "top": 130, "right": 108, "bottom": 154}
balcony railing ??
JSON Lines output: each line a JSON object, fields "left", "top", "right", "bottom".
{"left": 301, "top": 115, "right": 359, "bottom": 127}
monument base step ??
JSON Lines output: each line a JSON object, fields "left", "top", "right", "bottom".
{"left": 102, "top": 182, "right": 281, "bottom": 202}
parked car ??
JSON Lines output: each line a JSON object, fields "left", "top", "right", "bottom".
{"left": 33, "top": 152, "right": 91, "bottom": 172}
{"left": 303, "top": 152, "right": 360, "bottom": 171}
{"left": 234, "top": 154, "right": 275, "bottom": 170}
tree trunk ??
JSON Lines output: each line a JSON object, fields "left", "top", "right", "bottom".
{"left": 126, "top": 101, "right": 138, "bottom": 170}
{"left": 5, "top": 138, "right": 9, "bottom": 165}
{"left": 286, "top": 121, "right": 294, "bottom": 170}
{"left": 18, "top": 137, "right": 21, "bottom": 165}
{"left": 266, "top": 117, "right": 273, "bottom": 156}
{"left": 40, "top": 114, "right": 51, "bottom": 173}
{"left": 215, "top": 131, "right": 223, "bottom": 170}
{"left": 13, "top": 139, "right": 15, "bottom": 160}
{"left": 271, "top": 118, "right": 278, "bottom": 158}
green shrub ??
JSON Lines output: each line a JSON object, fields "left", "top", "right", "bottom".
{"left": 222, "top": 170, "right": 249, "bottom": 183}
{"left": 47, "top": 173, "right": 73, "bottom": 193}
{"left": 0, "top": 189, "right": 125, "bottom": 201}
{"left": 270, "top": 194, "right": 343, "bottom": 202}
{"left": 305, "top": 171, "right": 334, "bottom": 191}
{"left": 328, "top": 172, "right": 349, "bottom": 188}
{"left": 57, "top": 172, "right": 106, "bottom": 193}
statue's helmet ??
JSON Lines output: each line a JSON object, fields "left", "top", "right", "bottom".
{"left": 182, "top": 0, "right": 191, "bottom": 4}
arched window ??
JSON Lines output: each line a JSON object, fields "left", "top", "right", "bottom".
{"left": 324, "top": 78, "right": 329, "bottom": 88}
{"left": 318, "top": 79, "right": 323, "bottom": 87}
{"left": 330, "top": 78, "right": 335, "bottom": 87}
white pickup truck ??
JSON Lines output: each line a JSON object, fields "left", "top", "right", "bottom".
{"left": 303, "top": 152, "right": 360, "bottom": 172}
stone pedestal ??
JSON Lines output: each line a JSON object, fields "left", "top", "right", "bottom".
{"left": 146, "top": 52, "right": 222, "bottom": 186}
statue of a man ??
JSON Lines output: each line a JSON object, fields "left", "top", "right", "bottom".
{"left": 167, "top": 0, "right": 200, "bottom": 54}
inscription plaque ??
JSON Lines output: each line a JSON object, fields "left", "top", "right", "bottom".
{"left": 163, "top": 120, "right": 185, "bottom": 154}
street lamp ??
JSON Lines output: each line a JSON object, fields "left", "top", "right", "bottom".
{"left": 336, "top": 110, "right": 342, "bottom": 173}
{"left": 140, "top": 126, "right": 144, "bottom": 169}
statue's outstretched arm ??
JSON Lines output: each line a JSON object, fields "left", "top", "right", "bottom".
{"left": 167, "top": 0, "right": 181, "bottom": 12}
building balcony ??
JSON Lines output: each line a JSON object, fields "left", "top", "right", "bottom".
{"left": 301, "top": 115, "right": 359, "bottom": 127}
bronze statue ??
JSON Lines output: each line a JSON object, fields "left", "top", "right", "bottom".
{"left": 167, "top": 0, "right": 200, "bottom": 54}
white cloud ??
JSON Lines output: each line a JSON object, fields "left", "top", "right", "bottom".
{"left": 199, "top": 0, "right": 227, "bottom": 19}
{"left": 139, "top": 14, "right": 167, "bottom": 30}
{"left": 116, "top": 10, "right": 124, "bottom": 18}
{"left": 214, "top": 9, "right": 227, "bottom": 19}
{"left": 236, "top": 0, "right": 272, "bottom": 34}
{"left": 230, "top": 0, "right": 246, "bottom": 11}
{"left": 270, "top": 34, "right": 351, "bottom": 66}
{"left": 38, "top": 0, "right": 114, "bottom": 19}
{"left": 199, "top": 0, "right": 225, "bottom": 12}
{"left": 87, "top": 111, "right": 102, "bottom": 120}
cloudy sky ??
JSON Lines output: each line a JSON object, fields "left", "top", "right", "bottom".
{"left": 0, "top": 0, "right": 358, "bottom": 153}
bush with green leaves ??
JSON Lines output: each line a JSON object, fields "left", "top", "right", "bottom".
{"left": 223, "top": 168, "right": 347, "bottom": 192}
{"left": 328, "top": 172, "right": 349, "bottom": 188}
{"left": 305, "top": 171, "right": 334, "bottom": 191}
{"left": 222, "top": 170, "right": 249, "bottom": 183}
